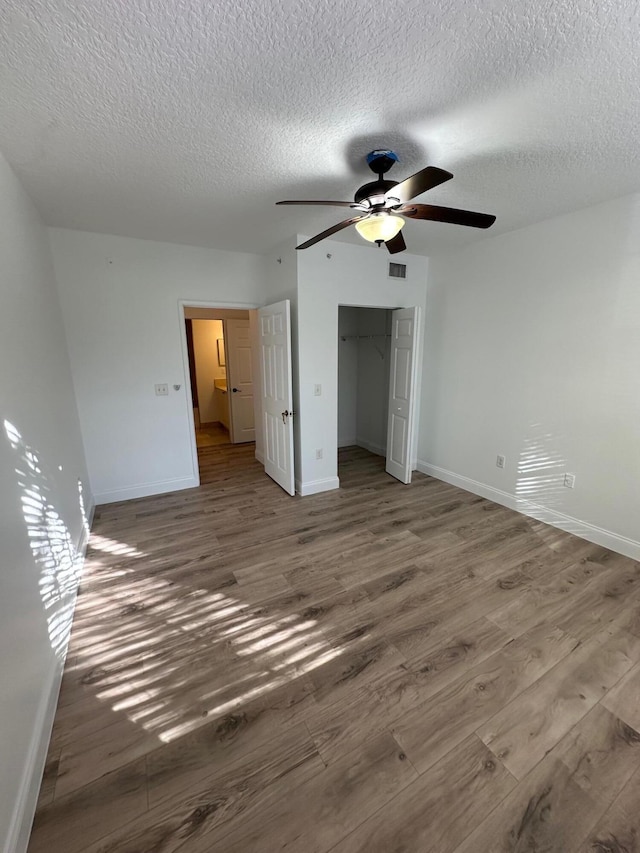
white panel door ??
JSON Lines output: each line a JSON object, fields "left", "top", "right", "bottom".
{"left": 225, "top": 319, "right": 255, "bottom": 443}
{"left": 258, "top": 300, "right": 295, "bottom": 495}
{"left": 386, "top": 306, "right": 420, "bottom": 484}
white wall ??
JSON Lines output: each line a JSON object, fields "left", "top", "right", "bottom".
{"left": 355, "top": 308, "right": 392, "bottom": 456}
{"left": 192, "top": 319, "right": 225, "bottom": 424}
{"left": 49, "top": 229, "right": 264, "bottom": 503}
{"left": 0, "top": 154, "right": 91, "bottom": 853}
{"left": 419, "top": 192, "right": 640, "bottom": 558}
{"left": 50, "top": 227, "right": 426, "bottom": 503}
{"left": 296, "top": 240, "right": 429, "bottom": 494}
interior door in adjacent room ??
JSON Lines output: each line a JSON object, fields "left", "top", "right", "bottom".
{"left": 258, "top": 300, "right": 295, "bottom": 495}
{"left": 386, "top": 306, "right": 420, "bottom": 484}
{"left": 225, "top": 318, "right": 255, "bottom": 443}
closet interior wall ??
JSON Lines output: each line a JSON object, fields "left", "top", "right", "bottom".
{"left": 338, "top": 306, "right": 392, "bottom": 457}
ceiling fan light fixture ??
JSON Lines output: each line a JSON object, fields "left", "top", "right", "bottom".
{"left": 355, "top": 213, "right": 405, "bottom": 244}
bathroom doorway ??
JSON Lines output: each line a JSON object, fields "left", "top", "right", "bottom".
{"left": 183, "top": 307, "right": 256, "bottom": 469}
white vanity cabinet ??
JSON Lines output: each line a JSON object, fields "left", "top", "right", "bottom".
{"left": 214, "top": 379, "right": 230, "bottom": 430}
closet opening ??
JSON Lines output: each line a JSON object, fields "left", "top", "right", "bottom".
{"left": 338, "top": 305, "right": 393, "bottom": 477}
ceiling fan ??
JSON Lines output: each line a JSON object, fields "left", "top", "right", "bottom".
{"left": 276, "top": 149, "right": 496, "bottom": 254}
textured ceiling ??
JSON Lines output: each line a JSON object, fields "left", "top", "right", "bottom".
{"left": 1, "top": 0, "right": 640, "bottom": 256}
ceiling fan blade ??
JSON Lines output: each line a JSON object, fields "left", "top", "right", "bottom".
{"left": 386, "top": 166, "right": 453, "bottom": 204}
{"left": 296, "top": 215, "right": 368, "bottom": 250}
{"left": 401, "top": 204, "right": 496, "bottom": 229}
{"left": 277, "top": 200, "right": 364, "bottom": 209}
{"left": 385, "top": 231, "right": 406, "bottom": 254}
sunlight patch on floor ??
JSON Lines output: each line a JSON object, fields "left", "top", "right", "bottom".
{"left": 65, "top": 552, "right": 348, "bottom": 744}
{"left": 89, "top": 534, "right": 147, "bottom": 558}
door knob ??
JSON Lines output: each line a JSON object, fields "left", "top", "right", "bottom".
{"left": 232, "top": 387, "right": 239, "bottom": 393}
{"left": 281, "top": 409, "right": 289, "bottom": 423}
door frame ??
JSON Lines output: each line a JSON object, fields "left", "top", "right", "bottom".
{"left": 177, "top": 300, "right": 260, "bottom": 487}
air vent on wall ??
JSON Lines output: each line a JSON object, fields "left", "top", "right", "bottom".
{"left": 388, "top": 261, "right": 407, "bottom": 280}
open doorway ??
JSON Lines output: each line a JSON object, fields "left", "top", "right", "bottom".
{"left": 338, "top": 304, "right": 419, "bottom": 485}
{"left": 183, "top": 306, "right": 256, "bottom": 473}
{"left": 338, "top": 306, "right": 392, "bottom": 458}
{"left": 186, "top": 318, "right": 231, "bottom": 448}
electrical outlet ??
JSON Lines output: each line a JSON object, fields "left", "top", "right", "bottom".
{"left": 155, "top": 383, "right": 169, "bottom": 396}
{"left": 496, "top": 454, "right": 506, "bottom": 469}
{"left": 314, "top": 384, "right": 322, "bottom": 396}
{"left": 564, "top": 473, "right": 576, "bottom": 489}
{"left": 316, "top": 448, "right": 323, "bottom": 460}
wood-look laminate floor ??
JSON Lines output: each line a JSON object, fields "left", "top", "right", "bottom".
{"left": 28, "top": 445, "right": 640, "bottom": 853}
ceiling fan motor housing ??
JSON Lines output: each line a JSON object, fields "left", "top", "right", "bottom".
{"left": 356, "top": 150, "right": 401, "bottom": 206}
{"left": 354, "top": 178, "right": 398, "bottom": 206}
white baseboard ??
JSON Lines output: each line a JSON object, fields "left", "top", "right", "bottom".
{"left": 296, "top": 476, "right": 340, "bottom": 496}
{"left": 338, "top": 437, "right": 357, "bottom": 448}
{"left": 254, "top": 449, "right": 265, "bottom": 464}
{"left": 417, "top": 460, "right": 640, "bottom": 561}
{"left": 94, "top": 475, "right": 199, "bottom": 505}
{"left": 77, "top": 500, "right": 94, "bottom": 553}
{"left": 5, "top": 516, "right": 92, "bottom": 853}
{"left": 5, "top": 661, "right": 64, "bottom": 853}
{"left": 356, "top": 437, "right": 386, "bottom": 457}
